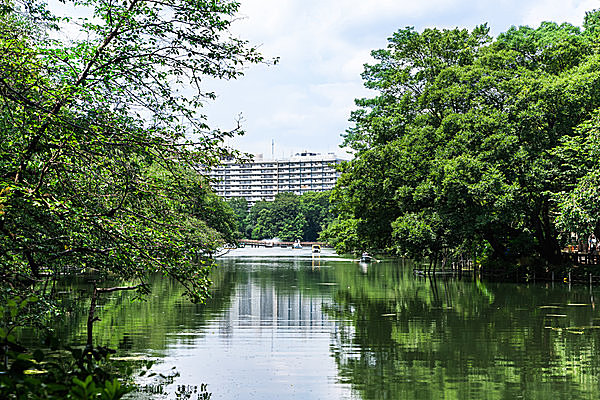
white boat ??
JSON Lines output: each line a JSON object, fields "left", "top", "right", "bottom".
{"left": 360, "top": 252, "right": 373, "bottom": 263}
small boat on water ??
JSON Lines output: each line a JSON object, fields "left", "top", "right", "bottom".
{"left": 312, "top": 244, "right": 321, "bottom": 253}
{"left": 360, "top": 252, "right": 373, "bottom": 263}
{"left": 293, "top": 239, "right": 303, "bottom": 249}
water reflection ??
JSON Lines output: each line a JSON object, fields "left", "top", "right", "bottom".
{"left": 149, "top": 249, "right": 353, "bottom": 399}
{"left": 26, "top": 248, "right": 600, "bottom": 399}
{"left": 327, "top": 262, "right": 600, "bottom": 400}
{"left": 233, "top": 279, "right": 330, "bottom": 329}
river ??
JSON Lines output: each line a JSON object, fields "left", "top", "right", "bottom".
{"left": 36, "top": 247, "right": 600, "bottom": 399}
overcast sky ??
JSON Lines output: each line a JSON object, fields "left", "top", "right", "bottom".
{"left": 202, "top": 0, "right": 598, "bottom": 159}
{"left": 46, "top": 0, "right": 599, "bottom": 159}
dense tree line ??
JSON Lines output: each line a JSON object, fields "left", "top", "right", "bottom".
{"left": 227, "top": 191, "right": 334, "bottom": 242}
{"left": 323, "top": 10, "right": 600, "bottom": 269}
{"left": 0, "top": 0, "right": 265, "bottom": 397}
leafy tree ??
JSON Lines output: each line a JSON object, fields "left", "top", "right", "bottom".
{"left": 226, "top": 197, "right": 249, "bottom": 236}
{"left": 254, "top": 192, "right": 305, "bottom": 241}
{"left": 319, "top": 217, "right": 365, "bottom": 254}
{"left": 331, "top": 10, "right": 600, "bottom": 267}
{"left": 241, "top": 192, "right": 333, "bottom": 241}
{"left": 0, "top": 0, "right": 265, "bottom": 297}
{"left": 245, "top": 200, "right": 271, "bottom": 239}
{"left": 299, "top": 191, "right": 334, "bottom": 241}
{"left": 189, "top": 181, "right": 239, "bottom": 245}
{"left": 1, "top": 0, "right": 268, "bottom": 395}
{"left": 554, "top": 109, "right": 600, "bottom": 238}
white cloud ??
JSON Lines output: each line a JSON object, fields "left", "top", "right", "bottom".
{"left": 44, "top": 0, "right": 600, "bottom": 158}
{"left": 215, "top": 0, "right": 599, "bottom": 158}
{"left": 520, "top": 0, "right": 598, "bottom": 26}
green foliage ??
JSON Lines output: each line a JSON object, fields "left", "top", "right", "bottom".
{"left": 189, "top": 181, "right": 239, "bottom": 245}
{"left": 0, "top": 0, "right": 266, "bottom": 304}
{"left": 300, "top": 191, "right": 335, "bottom": 242}
{"left": 253, "top": 192, "right": 305, "bottom": 241}
{"left": 245, "top": 200, "right": 272, "bottom": 239}
{"left": 226, "top": 197, "right": 249, "bottom": 237}
{"left": 0, "top": 296, "right": 133, "bottom": 399}
{"left": 0, "top": 2, "right": 267, "bottom": 395}
{"left": 243, "top": 192, "right": 334, "bottom": 241}
{"left": 319, "top": 217, "right": 364, "bottom": 254}
{"left": 330, "top": 10, "right": 600, "bottom": 266}
{"left": 554, "top": 109, "right": 600, "bottom": 237}
{"left": 0, "top": 342, "right": 133, "bottom": 399}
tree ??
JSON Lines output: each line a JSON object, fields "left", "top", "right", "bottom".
{"left": 226, "top": 197, "right": 249, "bottom": 237}
{"left": 319, "top": 217, "right": 365, "bottom": 255}
{"left": 554, "top": 109, "right": 600, "bottom": 238}
{"left": 299, "top": 191, "right": 334, "bottom": 241}
{"left": 190, "top": 182, "right": 239, "bottom": 245}
{"left": 253, "top": 193, "right": 305, "bottom": 241}
{"left": 0, "top": 3, "right": 271, "bottom": 378}
{"left": 245, "top": 200, "right": 271, "bottom": 239}
{"left": 331, "top": 10, "right": 600, "bottom": 267}
{"left": 241, "top": 192, "right": 334, "bottom": 241}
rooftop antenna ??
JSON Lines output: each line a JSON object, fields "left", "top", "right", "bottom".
{"left": 271, "top": 139, "right": 274, "bottom": 160}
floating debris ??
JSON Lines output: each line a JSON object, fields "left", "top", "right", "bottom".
{"left": 565, "top": 326, "right": 600, "bottom": 330}
{"left": 567, "top": 303, "right": 589, "bottom": 306}
{"left": 545, "top": 314, "right": 567, "bottom": 317}
{"left": 381, "top": 313, "right": 396, "bottom": 317}
{"left": 539, "top": 305, "right": 562, "bottom": 309}
{"left": 544, "top": 327, "right": 563, "bottom": 332}
{"left": 111, "top": 356, "right": 152, "bottom": 361}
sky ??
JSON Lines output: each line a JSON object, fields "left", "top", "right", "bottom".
{"left": 46, "top": 0, "right": 599, "bottom": 159}
{"left": 201, "top": 0, "right": 598, "bottom": 159}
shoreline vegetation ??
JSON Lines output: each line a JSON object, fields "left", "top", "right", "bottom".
{"left": 319, "top": 9, "right": 600, "bottom": 281}
{"left": 2, "top": 0, "right": 600, "bottom": 398}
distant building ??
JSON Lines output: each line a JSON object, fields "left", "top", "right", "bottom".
{"left": 208, "top": 152, "right": 346, "bottom": 205}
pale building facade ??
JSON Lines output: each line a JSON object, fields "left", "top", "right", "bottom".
{"left": 208, "top": 152, "right": 345, "bottom": 204}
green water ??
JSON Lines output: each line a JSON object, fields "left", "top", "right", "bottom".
{"left": 36, "top": 247, "right": 600, "bottom": 399}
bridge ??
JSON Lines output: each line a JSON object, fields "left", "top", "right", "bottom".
{"left": 238, "top": 239, "right": 328, "bottom": 248}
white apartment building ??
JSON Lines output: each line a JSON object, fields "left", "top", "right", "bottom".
{"left": 208, "top": 152, "right": 345, "bottom": 204}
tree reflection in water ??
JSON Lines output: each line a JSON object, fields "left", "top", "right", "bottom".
{"left": 325, "top": 260, "right": 600, "bottom": 400}
{"left": 18, "top": 252, "right": 600, "bottom": 400}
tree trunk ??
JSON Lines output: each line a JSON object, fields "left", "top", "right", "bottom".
{"left": 85, "top": 283, "right": 142, "bottom": 353}
{"left": 86, "top": 286, "right": 99, "bottom": 352}
{"left": 483, "top": 232, "right": 507, "bottom": 259}
{"left": 535, "top": 200, "right": 563, "bottom": 266}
